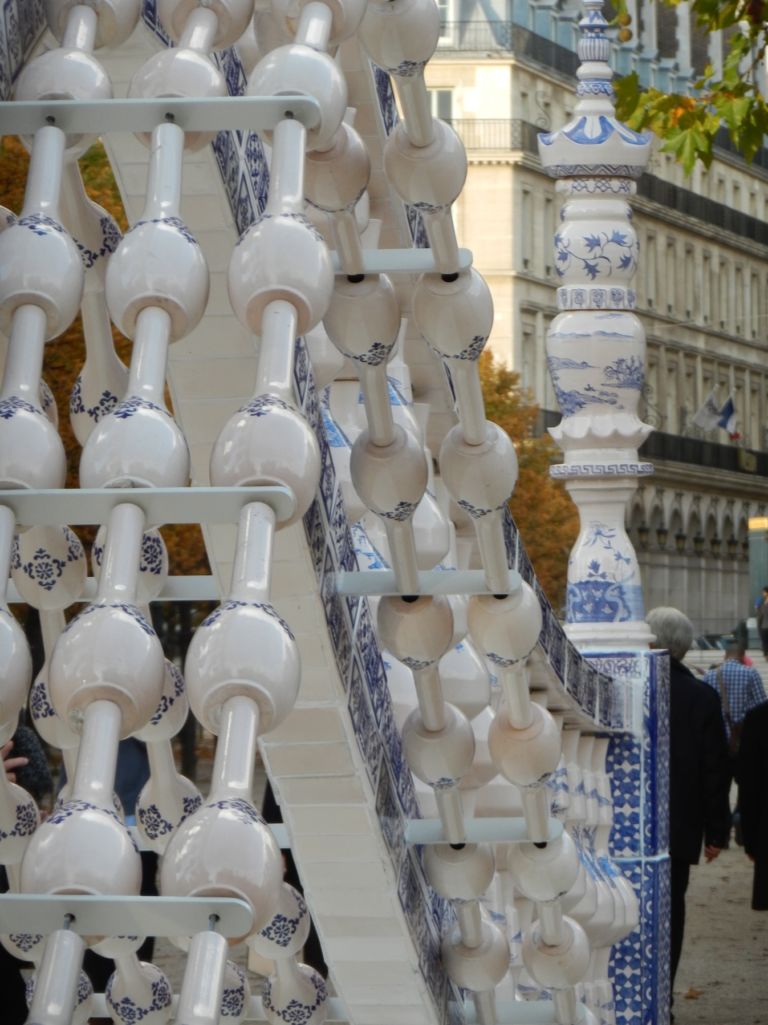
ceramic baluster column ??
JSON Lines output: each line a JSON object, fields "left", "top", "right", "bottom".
{"left": 537, "top": 0, "right": 653, "bottom": 649}
{"left": 0, "top": 124, "right": 84, "bottom": 488}
{"left": 82, "top": 120, "right": 205, "bottom": 488}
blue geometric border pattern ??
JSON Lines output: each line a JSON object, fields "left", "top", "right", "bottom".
{"left": 0, "top": 0, "right": 45, "bottom": 100}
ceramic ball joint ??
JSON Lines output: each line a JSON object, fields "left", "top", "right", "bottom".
{"left": 184, "top": 601, "right": 301, "bottom": 735}
{"left": 247, "top": 883, "right": 310, "bottom": 960}
{"left": 402, "top": 704, "right": 475, "bottom": 787}
{"left": 105, "top": 219, "right": 210, "bottom": 341}
{"left": 14, "top": 49, "right": 112, "bottom": 160}
{"left": 522, "top": 915, "right": 591, "bottom": 990}
{"left": 305, "top": 122, "right": 370, "bottom": 214}
{"left": 247, "top": 44, "right": 347, "bottom": 153}
{"left": 128, "top": 51, "right": 226, "bottom": 151}
{"left": 488, "top": 701, "right": 562, "bottom": 788}
{"left": 424, "top": 843, "right": 495, "bottom": 902}
{"left": 49, "top": 603, "right": 166, "bottom": 736}
{"left": 158, "top": 0, "right": 254, "bottom": 50}
{"left": 350, "top": 424, "right": 428, "bottom": 521}
{"left": 384, "top": 119, "right": 467, "bottom": 210}
{"left": 439, "top": 422, "right": 518, "bottom": 519}
{"left": 467, "top": 582, "right": 543, "bottom": 665}
{"left": 21, "top": 801, "right": 142, "bottom": 897}
{"left": 507, "top": 832, "right": 580, "bottom": 903}
{"left": 0, "top": 221, "right": 84, "bottom": 340}
{"left": 209, "top": 400, "right": 321, "bottom": 527}
{"left": 323, "top": 275, "right": 400, "bottom": 365}
{"left": 228, "top": 213, "right": 334, "bottom": 336}
{"left": 412, "top": 269, "right": 494, "bottom": 360}
{"left": 359, "top": 0, "right": 440, "bottom": 72}
{"left": 160, "top": 797, "right": 284, "bottom": 934}
{"left": 45, "top": 0, "right": 142, "bottom": 49}
{"left": 442, "top": 917, "right": 509, "bottom": 992}
{"left": 377, "top": 595, "right": 454, "bottom": 668}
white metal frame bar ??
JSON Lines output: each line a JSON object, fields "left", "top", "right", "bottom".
{"left": 335, "top": 568, "right": 521, "bottom": 597}
{"left": 404, "top": 816, "right": 563, "bottom": 845}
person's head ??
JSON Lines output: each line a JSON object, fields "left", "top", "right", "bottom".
{"left": 646, "top": 607, "right": 694, "bottom": 661}
{"left": 763, "top": 586, "right": 768, "bottom": 599}
{"left": 725, "top": 641, "right": 745, "bottom": 663}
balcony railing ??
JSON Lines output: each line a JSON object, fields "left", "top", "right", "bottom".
{"left": 438, "top": 21, "right": 579, "bottom": 76}
{"left": 537, "top": 410, "right": 766, "bottom": 475}
{"left": 447, "top": 118, "right": 540, "bottom": 153}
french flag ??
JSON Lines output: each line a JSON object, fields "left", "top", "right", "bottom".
{"left": 717, "top": 395, "right": 741, "bottom": 441}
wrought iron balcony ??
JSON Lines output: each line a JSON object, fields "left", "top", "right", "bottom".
{"left": 537, "top": 410, "right": 767, "bottom": 475}
{"left": 438, "top": 21, "right": 579, "bottom": 76}
{"left": 446, "top": 118, "right": 540, "bottom": 153}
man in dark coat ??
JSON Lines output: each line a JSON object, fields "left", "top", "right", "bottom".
{"left": 736, "top": 701, "right": 768, "bottom": 909}
{"left": 647, "top": 607, "right": 732, "bottom": 996}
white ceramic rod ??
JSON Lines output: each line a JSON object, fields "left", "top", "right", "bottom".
{"left": 538, "top": 900, "right": 565, "bottom": 947}
{"left": 210, "top": 695, "right": 260, "bottom": 798}
{"left": 434, "top": 785, "right": 466, "bottom": 845}
{"left": 96, "top": 502, "right": 145, "bottom": 602}
{"left": 175, "top": 929, "right": 228, "bottom": 1025}
{"left": 39, "top": 610, "right": 67, "bottom": 658}
{"left": 71, "top": 700, "right": 122, "bottom": 806}
{"left": 146, "top": 738, "right": 184, "bottom": 810}
{"left": 22, "top": 125, "right": 66, "bottom": 217}
{"left": 179, "top": 5, "right": 219, "bottom": 51}
{"left": 455, "top": 900, "right": 483, "bottom": 949}
{"left": 553, "top": 986, "right": 579, "bottom": 1025}
{"left": 294, "top": 1, "right": 333, "bottom": 51}
{"left": 358, "top": 364, "right": 396, "bottom": 448}
{"left": 412, "top": 664, "right": 447, "bottom": 733}
{"left": 472, "top": 988, "right": 498, "bottom": 1025}
{"left": 450, "top": 364, "right": 487, "bottom": 447}
{"left": 0, "top": 503, "right": 15, "bottom": 583}
{"left": 62, "top": 4, "right": 98, "bottom": 50}
{"left": 229, "top": 502, "right": 276, "bottom": 603}
{"left": 422, "top": 207, "right": 461, "bottom": 275}
{"left": 520, "top": 787, "right": 551, "bottom": 845}
{"left": 394, "top": 75, "right": 435, "bottom": 149}
{"left": 0, "top": 305, "right": 47, "bottom": 400}
{"left": 255, "top": 299, "right": 299, "bottom": 399}
{"left": 26, "top": 927, "right": 85, "bottom": 1025}
{"left": 384, "top": 519, "right": 421, "bottom": 597}
{"left": 128, "top": 306, "right": 172, "bottom": 404}
{"left": 144, "top": 122, "right": 185, "bottom": 219}
{"left": 331, "top": 209, "right": 365, "bottom": 277}
{"left": 501, "top": 664, "right": 533, "bottom": 731}
{"left": 475, "top": 513, "right": 514, "bottom": 597}
{"left": 266, "top": 118, "right": 307, "bottom": 216}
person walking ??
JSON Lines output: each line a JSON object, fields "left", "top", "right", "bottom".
{"left": 737, "top": 700, "right": 768, "bottom": 910}
{"left": 703, "top": 641, "right": 767, "bottom": 756}
{"left": 757, "top": 586, "right": 768, "bottom": 659}
{"left": 647, "top": 607, "right": 732, "bottom": 1009}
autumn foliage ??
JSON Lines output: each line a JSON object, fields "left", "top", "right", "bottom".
{"left": 478, "top": 352, "right": 578, "bottom": 612}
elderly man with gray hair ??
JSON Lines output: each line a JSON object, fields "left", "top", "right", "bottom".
{"left": 646, "top": 607, "right": 731, "bottom": 1014}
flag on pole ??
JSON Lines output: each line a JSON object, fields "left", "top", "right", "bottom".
{"left": 717, "top": 394, "right": 741, "bottom": 441}
{"left": 692, "top": 389, "right": 721, "bottom": 431}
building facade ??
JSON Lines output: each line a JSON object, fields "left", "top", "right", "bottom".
{"left": 427, "top": 0, "right": 768, "bottom": 634}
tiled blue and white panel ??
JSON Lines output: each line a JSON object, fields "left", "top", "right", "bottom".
{"left": 594, "top": 650, "right": 670, "bottom": 1025}
{"left": 0, "top": 0, "right": 44, "bottom": 100}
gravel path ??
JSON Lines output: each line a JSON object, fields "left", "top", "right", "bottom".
{"left": 674, "top": 842, "right": 768, "bottom": 1024}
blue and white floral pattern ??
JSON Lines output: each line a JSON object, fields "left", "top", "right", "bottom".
{"left": 554, "top": 228, "right": 637, "bottom": 281}
{"left": 260, "top": 895, "right": 307, "bottom": 947}
{"left": 29, "top": 678, "right": 56, "bottom": 720}
{"left": 17, "top": 212, "right": 64, "bottom": 236}
{"left": 239, "top": 395, "right": 294, "bottom": 417}
{"left": 201, "top": 599, "right": 295, "bottom": 639}
{"left": 131, "top": 215, "right": 198, "bottom": 245}
{"left": 106, "top": 971, "right": 172, "bottom": 1022}
{"left": 64, "top": 602, "right": 156, "bottom": 637}
{"left": 70, "top": 377, "right": 120, "bottom": 423}
{"left": 0, "top": 395, "right": 39, "bottom": 419}
{"left": 113, "top": 395, "right": 166, "bottom": 419}
{"left": 137, "top": 803, "right": 173, "bottom": 840}
{"left": 263, "top": 970, "right": 327, "bottom": 1024}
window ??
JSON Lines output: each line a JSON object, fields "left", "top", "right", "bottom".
{"left": 428, "top": 89, "right": 453, "bottom": 122}
{"left": 436, "top": 0, "right": 456, "bottom": 46}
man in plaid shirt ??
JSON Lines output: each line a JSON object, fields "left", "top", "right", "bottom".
{"left": 704, "top": 642, "right": 768, "bottom": 740}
